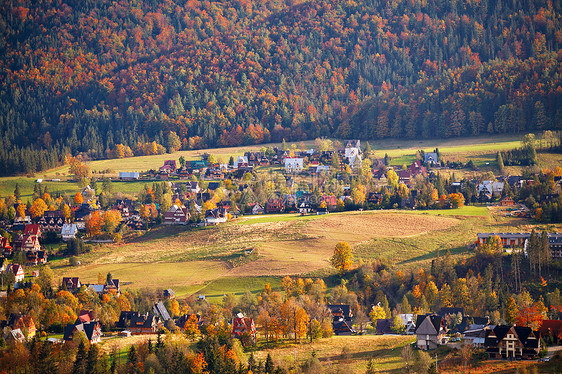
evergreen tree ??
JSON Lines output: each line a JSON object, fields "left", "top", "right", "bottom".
{"left": 72, "top": 341, "right": 88, "bottom": 374}
{"left": 14, "top": 183, "right": 21, "bottom": 200}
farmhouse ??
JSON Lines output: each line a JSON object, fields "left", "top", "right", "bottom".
{"left": 250, "top": 203, "right": 264, "bottom": 215}
{"left": 414, "top": 314, "right": 447, "bottom": 350}
{"left": 484, "top": 325, "right": 540, "bottom": 359}
{"left": 499, "top": 196, "right": 515, "bottom": 206}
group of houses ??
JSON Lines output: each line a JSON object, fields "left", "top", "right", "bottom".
{"left": 372, "top": 306, "right": 558, "bottom": 360}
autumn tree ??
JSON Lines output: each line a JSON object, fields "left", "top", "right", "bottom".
{"left": 86, "top": 211, "right": 103, "bottom": 237}
{"left": 74, "top": 192, "right": 84, "bottom": 205}
{"left": 102, "top": 210, "right": 122, "bottom": 233}
{"left": 330, "top": 241, "right": 353, "bottom": 274}
{"left": 29, "top": 198, "right": 48, "bottom": 218}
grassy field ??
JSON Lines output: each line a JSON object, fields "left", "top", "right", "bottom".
{"left": 253, "top": 335, "right": 416, "bottom": 373}
{"left": 49, "top": 208, "right": 516, "bottom": 298}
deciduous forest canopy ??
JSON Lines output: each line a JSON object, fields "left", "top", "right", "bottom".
{"left": 1, "top": 0, "right": 562, "bottom": 175}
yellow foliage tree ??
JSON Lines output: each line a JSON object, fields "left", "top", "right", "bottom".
{"left": 330, "top": 241, "right": 353, "bottom": 274}
{"left": 29, "top": 198, "right": 48, "bottom": 218}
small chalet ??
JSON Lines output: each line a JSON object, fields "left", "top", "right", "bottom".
{"left": 499, "top": 196, "right": 515, "bottom": 206}
{"left": 64, "top": 319, "right": 102, "bottom": 344}
{"left": 7, "top": 264, "right": 25, "bottom": 282}
{"left": 320, "top": 195, "right": 337, "bottom": 209}
{"left": 415, "top": 314, "right": 447, "bottom": 350}
{"left": 205, "top": 207, "right": 228, "bottom": 225}
{"left": 159, "top": 160, "right": 177, "bottom": 173}
{"left": 187, "top": 181, "right": 201, "bottom": 194}
{"left": 266, "top": 198, "right": 284, "bottom": 214}
{"left": 61, "top": 223, "right": 78, "bottom": 241}
{"left": 484, "top": 325, "right": 540, "bottom": 359}
{"left": 6, "top": 314, "right": 36, "bottom": 339}
{"left": 424, "top": 152, "right": 439, "bottom": 166}
{"left": 74, "top": 204, "right": 93, "bottom": 230}
{"left": 327, "top": 304, "right": 355, "bottom": 335}
{"left": 163, "top": 205, "right": 190, "bottom": 225}
{"left": 0, "top": 237, "right": 12, "bottom": 257}
{"left": 250, "top": 203, "right": 264, "bottom": 215}
{"left": 62, "top": 277, "right": 82, "bottom": 291}
{"left": 232, "top": 313, "right": 256, "bottom": 343}
{"left": 26, "top": 250, "right": 47, "bottom": 265}
{"left": 298, "top": 201, "right": 312, "bottom": 215}
{"left": 118, "top": 312, "right": 161, "bottom": 334}
{"left": 538, "top": 320, "right": 562, "bottom": 345}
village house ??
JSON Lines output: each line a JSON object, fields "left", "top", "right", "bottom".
{"left": 424, "top": 152, "right": 439, "bottom": 166}
{"left": 63, "top": 317, "right": 102, "bottom": 344}
{"left": 476, "top": 232, "right": 562, "bottom": 260}
{"left": 538, "top": 320, "right": 562, "bottom": 345}
{"left": 5, "top": 314, "right": 37, "bottom": 339}
{"left": 61, "top": 223, "right": 78, "bottom": 241}
{"left": 234, "top": 156, "right": 249, "bottom": 169}
{"left": 327, "top": 304, "right": 355, "bottom": 335}
{"left": 284, "top": 158, "right": 304, "bottom": 173}
{"left": 343, "top": 140, "right": 362, "bottom": 169}
{"left": 0, "top": 237, "right": 12, "bottom": 257}
{"left": 205, "top": 207, "right": 228, "bottom": 225}
{"left": 37, "top": 210, "right": 65, "bottom": 232}
{"left": 232, "top": 313, "right": 256, "bottom": 343}
{"left": 415, "top": 314, "right": 447, "bottom": 350}
{"left": 118, "top": 311, "right": 161, "bottom": 334}
{"left": 478, "top": 181, "right": 504, "bottom": 199}
{"left": 250, "top": 203, "right": 264, "bottom": 215}
{"left": 62, "top": 277, "right": 82, "bottom": 291}
{"left": 163, "top": 204, "right": 190, "bottom": 225}
{"left": 74, "top": 204, "right": 94, "bottom": 230}
{"left": 498, "top": 196, "right": 515, "bottom": 206}
{"left": 18, "top": 234, "right": 41, "bottom": 252}
{"left": 152, "top": 301, "right": 171, "bottom": 322}
{"left": 266, "top": 198, "right": 284, "bottom": 214}
{"left": 26, "top": 250, "right": 47, "bottom": 265}
{"left": 7, "top": 263, "right": 25, "bottom": 282}
{"left": 484, "top": 325, "right": 540, "bottom": 359}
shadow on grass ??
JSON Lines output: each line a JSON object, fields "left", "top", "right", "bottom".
{"left": 398, "top": 245, "right": 471, "bottom": 265}
{"left": 126, "top": 224, "right": 204, "bottom": 244}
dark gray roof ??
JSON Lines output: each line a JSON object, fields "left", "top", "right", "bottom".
{"left": 153, "top": 301, "right": 171, "bottom": 321}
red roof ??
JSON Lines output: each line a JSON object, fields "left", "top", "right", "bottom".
{"left": 539, "top": 320, "right": 562, "bottom": 339}
{"left": 0, "top": 237, "right": 11, "bottom": 249}
{"left": 24, "top": 224, "right": 41, "bottom": 236}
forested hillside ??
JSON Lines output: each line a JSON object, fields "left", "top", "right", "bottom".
{"left": 1, "top": 0, "right": 562, "bottom": 175}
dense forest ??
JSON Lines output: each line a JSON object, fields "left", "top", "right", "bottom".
{"left": 1, "top": 0, "right": 562, "bottom": 175}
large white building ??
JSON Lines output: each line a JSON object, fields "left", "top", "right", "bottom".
{"left": 284, "top": 158, "right": 304, "bottom": 173}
